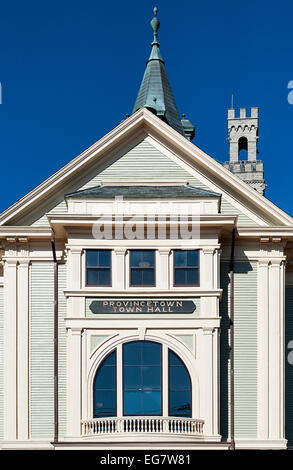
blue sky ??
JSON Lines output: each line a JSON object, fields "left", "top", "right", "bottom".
{"left": 0, "top": 0, "right": 292, "bottom": 216}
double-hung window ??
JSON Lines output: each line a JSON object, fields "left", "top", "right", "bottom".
{"left": 173, "top": 249, "right": 199, "bottom": 286}
{"left": 86, "top": 249, "right": 112, "bottom": 286}
{"left": 130, "top": 250, "right": 155, "bottom": 287}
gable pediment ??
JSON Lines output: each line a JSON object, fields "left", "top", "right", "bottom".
{"left": 0, "top": 108, "right": 292, "bottom": 228}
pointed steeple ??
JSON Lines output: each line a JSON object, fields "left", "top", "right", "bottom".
{"left": 133, "top": 8, "right": 194, "bottom": 139}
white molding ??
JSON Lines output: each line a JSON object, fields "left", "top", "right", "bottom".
{"left": 235, "top": 439, "right": 288, "bottom": 449}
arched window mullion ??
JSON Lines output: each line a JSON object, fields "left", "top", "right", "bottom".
{"left": 117, "top": 343, "right": 123, "bottom": 417}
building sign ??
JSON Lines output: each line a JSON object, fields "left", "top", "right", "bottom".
{"left": 89, "top": 299, "right": 196, "bottom": 314}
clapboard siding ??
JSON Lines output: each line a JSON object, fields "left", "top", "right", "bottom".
{"left": 234, "top": 262, "right": 258, "bottom": 438}
{"left": 0, "top": 287, "right": 3, "bottom": 440}
{"left": 285, "top": 287, "right": 293, "bottom": 446}
{"left": 220, "top": 261, "right": 258, "bottom": 439}
{"left": 58, "top": 263, "right": 67, "bottom": 438}
{"left": 30, "top": 140, "right": 259, "bottom": 227}
{"left": 30, "top": 262, "right": 54, "bottom": 438}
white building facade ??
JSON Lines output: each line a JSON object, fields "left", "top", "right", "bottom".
{"left": 0, "top": 10, "right": 293, "bottom": 451}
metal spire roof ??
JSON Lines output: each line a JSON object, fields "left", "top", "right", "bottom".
{"left": 133, "top": 8, "right": 194, "bottom": 138}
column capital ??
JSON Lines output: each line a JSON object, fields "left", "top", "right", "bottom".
{"left": 203, "top": 327, "right": 215, "bottom": 335}
{"left": 114, "top": 247, "right": 127, "bottom": 255}
{"left": 158, "top": 247, "right": 170, "bottom": 255}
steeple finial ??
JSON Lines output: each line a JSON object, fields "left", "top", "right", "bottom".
{"left": 150, "top": 7, "right": 160, "bottom": 45}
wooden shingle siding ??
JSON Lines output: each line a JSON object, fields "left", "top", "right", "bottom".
{"left": 220, "top": 261, "right": 258, "bottom": 439}
{"left": 58, "top": 263, "right": 67, "bottom": 438}
{"left": 0, "top": 287, "right": 3, "bottom": 440}
{"left": 30, "top": 262, "right": 54, "bottom": 438}
{"left": 30, "top": 140, "right": 259, "bottom": 227}
{"left": 285, "top": 287, "right": 293, "bottom": 446}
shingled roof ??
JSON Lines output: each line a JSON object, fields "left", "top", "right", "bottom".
{"left": 65, "top": 185, "right": 221, "bottom": 199}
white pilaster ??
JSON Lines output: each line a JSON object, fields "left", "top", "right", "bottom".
{"left": 67, "top": 327, "right": 82, "bottom": 437}
{"left": 268, "top": 259, "right": 285, "bottom": 440}
{"left": 200, "top": 327, "right": 215, "bottom": 436}
{"left": 17, "top": 260, "right": 30, "bottom": 441}
{"left": 3, "top": 260, "right": 17, "bottom": 440}
{"left": 157, "top": 248, "right": 170, "bottom": 289}
{"left": 201, "top": 249, "right": 215, "bottom": 289}
{"left": 257, "top": 259, "right": 269, "bottom": 440}
{"left": 68, "top": 248, "right": 82, "bottom": 289}
{"left": 162, "top": 343, "right": 168, "bottom": 416}
{"left": 113, "top": 248, "right": 126, "bottom": 290}
{"left": 117, "top": 343, "right": 123, "bottom": 417}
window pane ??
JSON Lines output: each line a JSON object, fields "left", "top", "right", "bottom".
{"left": 169, "top": 366, "right": 190, "bottom": 391}
{"left": 124, "top": 342, "right": 142, "bottom": 365}
{"left": 130, "top": 269, "right": 143, "bottom": 286}
{"left": 123, "top": 341, "right": 162, "bottom": 416}
{"left": 131, "top": 250, "right": 154, "bottom": 267}
{"left": 87, "top": 268, "right": 100, "bottom": 285}
{"left": 131, "top": 269, "right": 155, "bottom": 286}
{"left": 86, "top": 250, "right": 99, "bottom": 267}
{"left": 187, "top": 250, "right": 198, "bottom": 267}
{"left": 124, "top": 366, "right": 142, "bottom": 389}
{"left": 142, "top": 269, "right": 155, "bottom": 286}
{"left": 124, "top": 391, "right": 143, "bottom": 415}
{"left": 174, "top": 250, "right": 186, "bottom": 267}
{"left": 94, "top": 390, "right": 116, "bottom": 417}
{"left": 174, "top": 268, "right": 186, "bottom": 285}
{"left": 169, "top": 391, "right": 191, "bottom": 416}
{"left": 93, "top": 351, "right": 116, "bottom": 418}
{"left": 143, "top": 391, "right": 162, "bottom": 415}
{"left": 94, "top": 364, "right": 116, "bottom": 390}
{"left": 169, "top": 351, "right": 183, "bottom": 366}
{"left": 99, "top": 250, "right": 111, "bottom": 267}
{"left": 143, "top": 366, "right": 161, "bottom": 389}
{"left": 168, "top": 350, "right": 191, "bottom": 418}
{"left": 143, "top": 342, "right": 161, "bottom": 365}
{"left": 87, "top": 268, "right": 111, "bottom": 286}
{"left": 186, "top": 268, "right": 198, "bottom": 285}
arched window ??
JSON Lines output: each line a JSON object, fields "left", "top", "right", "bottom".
{"left": 238, "top": 136, "right": 248, "bottom": 160}
{"left": 169, "top": 350, "right": 191, "bottom": 417}
{"left": 93, "top": 341, "right": 192, "bottom": 418}
{"left": 93, "top": 350, "right": 116, "bottom": 418}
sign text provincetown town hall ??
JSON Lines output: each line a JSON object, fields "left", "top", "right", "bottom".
{"left": 1, "top": 8, "right": 293, "bottom": 451}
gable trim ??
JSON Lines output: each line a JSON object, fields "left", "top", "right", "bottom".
{"left": 0, "top": 108, "right": 291, "bottom": 227}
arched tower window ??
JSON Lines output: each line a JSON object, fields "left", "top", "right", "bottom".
{"left": 238, "top": 136, "right": 248, "bottom": 160}
{"left": 93, "top": 340, "right": 192, "bottom": 418}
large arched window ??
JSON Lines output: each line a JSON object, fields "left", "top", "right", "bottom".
{"left": 93, "top": 341, "right": 191, "bottom": 418}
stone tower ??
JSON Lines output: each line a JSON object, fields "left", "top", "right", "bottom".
{"left": 223, "top": 107, "right": 266, "bottom": 195}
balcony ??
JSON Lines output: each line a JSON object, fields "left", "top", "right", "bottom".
{"left": 81, "top": 416, "right": 204, "bottom": 441}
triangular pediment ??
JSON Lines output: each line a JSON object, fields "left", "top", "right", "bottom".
{"left": 0, "top": 108, "right": 292, "bottom": 227}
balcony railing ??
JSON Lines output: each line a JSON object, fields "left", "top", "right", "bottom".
{"left": 81, "top": 416, "right": 204, "bottom": 437}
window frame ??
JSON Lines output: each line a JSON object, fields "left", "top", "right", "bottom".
{"left": 85, "top": 249, "right": 112, "bottom": 287}
{"left": 129, "top": 249, "right": 156, "bottom": 287}
{"left": 173, "top": 249, "right": 200, "bottom": 287}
